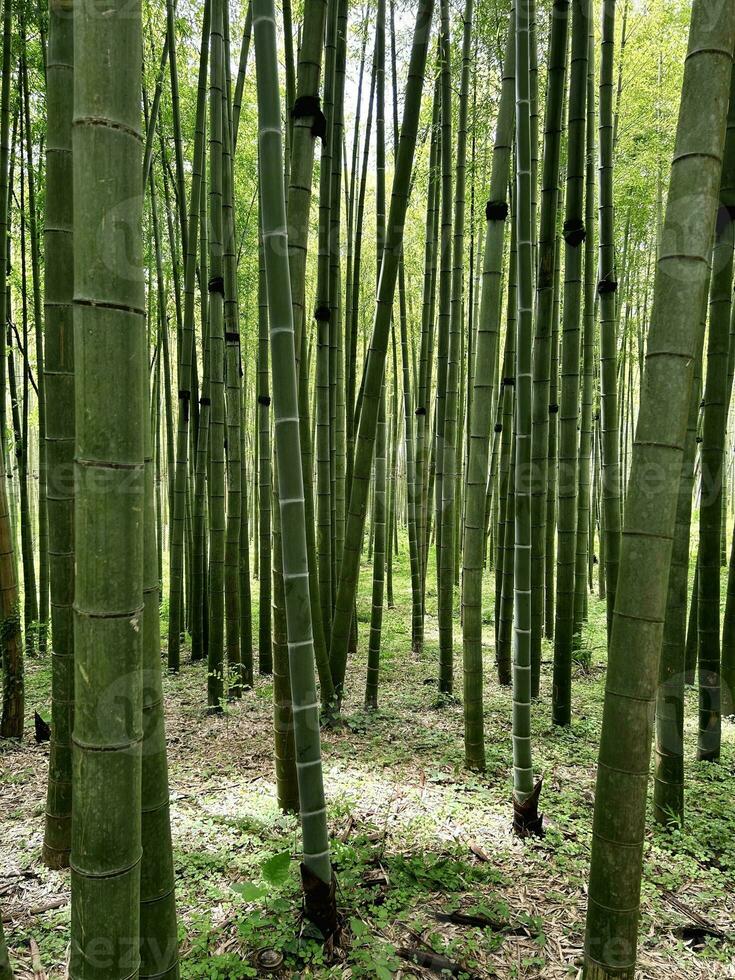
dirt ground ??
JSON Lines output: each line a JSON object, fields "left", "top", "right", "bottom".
{"left": 2, "top": 563, "right": 735, "bottom": 979}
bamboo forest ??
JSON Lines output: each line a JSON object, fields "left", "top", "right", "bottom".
{"left": 3, "top": 0, "right": 735, "bottom": 976}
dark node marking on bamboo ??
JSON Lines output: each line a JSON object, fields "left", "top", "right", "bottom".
{"left": 597, "top": 277, "right": 618, "bottom": 295}
{"left": 512, "top": 779, "right": 544, "bottom": 838}
{"left": 292, "top": 95, "right": 327, "bottom": 141}
{"left": 200, "top": 397, "right": 212, "bottom": 406}
{"left": 207, "top": 275, "right": 225, "bottom": 296}
{"left": 225, "top": 331, "right": 240, "bottom": 343}
{"left": 300, "top": 863, "right": 339, "bottom": 940}
{"left": 485, "top": 200, "right": 509, "bottom": 221}
{"left": 494, "top": 423, "right": 503, "bottom": 433}
{"left": 178, "top": 389, "right": 190, "bottom": 421}
{"left": 415, "top": 406, "right": 427, "bottom": 416}
{"left": 696, "top": 436, "right": 703, "bottom": 444}
{"left": 549, "top": 403, "right": 559, "bottom": 414}
{"left": 563, "top": 218, "right": 586, "bottom": 247}
{"left": 314, "top": 305, "right": 331, "bottom": 322}
{"left": 257, "top": 395, "right": 271, "bottom": 407}
{"left": 502, "top": 376, "right": 515, "bottom": 387}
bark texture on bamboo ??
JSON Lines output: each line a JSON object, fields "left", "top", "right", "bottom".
{"left": 583, "top": 2, "right": 735, "bottom": 974}
{"left": 436, "top": 0, "right": 455, "bottom": 694}
{"left": 70, "top": 0, "right": 146, "bottom": 968}
{"left": 252, "top": 0, "right": 336, "bottom": 924}
{"left": 140, "top": 344, "right": 179, "bottom": 980}
{"left": 552, "top": 0, "right": 590, "bottom": 728}
{"left": 167, "top": 0, "right": 210, "bottom": 674}
{"left": 511, "top": 0, "right": 541, "bottom": 824}
{"left": 597, "top": 0, "right": 622, "bottom": 640}
{"left": 0, "top": 440, "right": 22, "bottom": 741}
{"left": 42, "top": 0, "right": 74, "bottom": 866}
{"left": 697, "top": 62, "right": 735, "bottom": 763}
{"left": 206, "top": 0, "right": 227, "bottom": 713}
{"left": 461, "top": 4, "right": 515, "bottom": 768}
{"left": 529, "top": 0, "right": 568, "bottom": 696}
{"left": 573, "top": 27, "right": 596, "bottom": 638}
{"left": 654, "top": 332, "right": 702, "bottom": 827}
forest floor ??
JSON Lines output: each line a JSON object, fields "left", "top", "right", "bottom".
{"left": 2, "top": 542, "right": 735, "bottom": 979}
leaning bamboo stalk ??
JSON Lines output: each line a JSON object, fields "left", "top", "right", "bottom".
{"left": 583, "top": 2, "right": 735, "bottom": 974}
{"left": 597, "top": 0, "right": 622, "bottom": 641}
{"left": 252, "top": 0, "right": 337, "bottom": 934}
{"left": 329, "top": 0, "right": 435, "bottom": 704}
{"left": 529, "top": 0, "right": 568, "bottom": 695}
{"left": 461, "top": 5, "right": 515, "bottom": 767}
{"left": 167, "top": 0, "right": 210, "bottom": 672}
